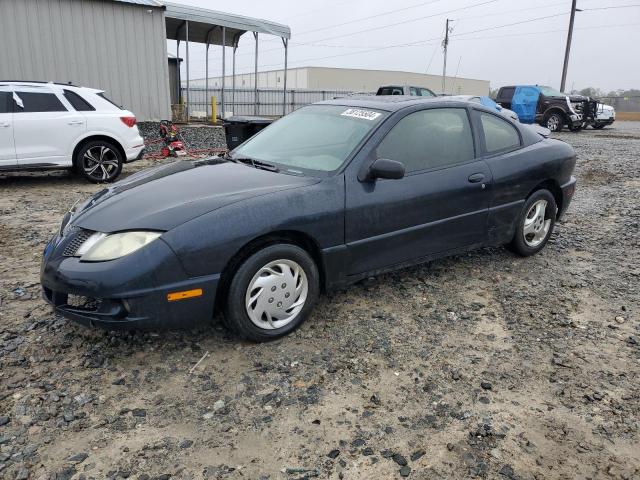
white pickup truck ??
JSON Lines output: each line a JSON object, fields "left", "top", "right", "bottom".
{"left": 593, "top": 102, "right": 616, "bottom": 129}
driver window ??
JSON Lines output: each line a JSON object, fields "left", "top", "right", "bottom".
{"left": 376, "top": 108, "right": 475, "bottom": 173}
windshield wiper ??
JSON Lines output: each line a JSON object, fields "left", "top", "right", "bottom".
{"left": 228, "top": 154, "right": 279, "bottom": 172}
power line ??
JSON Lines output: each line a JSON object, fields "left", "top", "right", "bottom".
{"left": 187, "top": 21, "right": 640, "bottom": 79}
{"left": 290, "top": 0, "right": 445, "bottom": 37}
{"left": 287, "top": 0, "right": 500, "bottom": 46}
{"left": 185, "top": 4, "right": 639, "bottom": 73}
{"left": 189, "top": 0, "right": 501, "bottom": 66}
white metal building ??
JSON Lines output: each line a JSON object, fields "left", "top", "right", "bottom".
{"left": 0, "top": 0, "right": 171, "bottom": 121}
{"left": 192, "top": 66, "right": 491, "bottom": 96}
{"left": 0, "top": 0, "right": 291, "bottom": 121}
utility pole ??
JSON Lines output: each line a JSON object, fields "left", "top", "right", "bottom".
{"left": 442, "top": 18, "right": 451, "bottom": 94}
{"left": 560, "top": 0, "right": 578, "bottom": 92}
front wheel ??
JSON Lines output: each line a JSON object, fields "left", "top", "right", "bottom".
{"left": 593, "top": 124, "right": 606, "bottom": 130}
{"left": 223, "top": 244, "right": 320, "bottom": 342}
{"left": 544, "top": 112, "right": 564, "bottom": 132}
{"left": 75, "top": 140, "right": 123, "bottom": 183}
{"left": 507, "top": 189, "right": 557, "bottom": 257}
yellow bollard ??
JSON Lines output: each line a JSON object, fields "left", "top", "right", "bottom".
{"left": 211, "top": 96, "right": 217, "bottom": 125}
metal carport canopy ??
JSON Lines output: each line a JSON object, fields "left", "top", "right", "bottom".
{"left": 163, "top": 1, "right": 291, "bottom": 118}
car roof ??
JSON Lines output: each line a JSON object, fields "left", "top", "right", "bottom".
{"left": 0, "top": 81, "right": 100, "bottom": 93}
{"left": 316, "top": 95, "right": 483, "bottom": 112}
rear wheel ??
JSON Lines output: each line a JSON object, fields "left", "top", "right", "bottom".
{"left": 507, "top": 189, "right": 557, "bottom": 257}
{"left": 75, "top": 140, "right": 123, "bottom": 183}
{"left": 223, "top": 244, "right": 320, "bottom": 342}
{"left": 544, "top": 112, "right": 564, "bottom": 132}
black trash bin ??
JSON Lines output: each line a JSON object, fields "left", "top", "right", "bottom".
{"left": 223, "top": 116, "right": 274, "bottom": 150}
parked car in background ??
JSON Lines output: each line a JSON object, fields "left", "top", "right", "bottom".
{"left": 496, "top": 85, "right": 602, "bottom": 132}
{"left": 0, "top": 81, "right": 144, "bottom": 183}
{"left": 446, "top": 95, "right": 519, "bottom": 122}
{"left": 593, "top": 103, "right": 616, "bottom": 129}
{"left": 376, "top": 85, "right": 437, "bottom": 97}
{"left": 41, "top": 96, "right": 576, "bottom": 341}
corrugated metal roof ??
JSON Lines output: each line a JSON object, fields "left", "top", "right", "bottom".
{"left": 163, "top": 1, "right": 290, "bottom": 40}
{"left": 112, "top": 0, "right": 164, "bottom": 7}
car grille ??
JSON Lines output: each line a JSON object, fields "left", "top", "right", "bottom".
{"left": 63, "top": 229, "right": 94, "bottom": 257}
{"left": 67, "top": 294, "right": 101, "bottom": 311}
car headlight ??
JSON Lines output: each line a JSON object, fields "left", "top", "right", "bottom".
{"left": 78, "top": 231, "right": 162, "bottom": 261}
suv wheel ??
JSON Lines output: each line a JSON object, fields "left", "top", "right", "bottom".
{"left": 223, "top": 244, "right": 320, "bottom": 342}
{"left": 76, "top": 140, "right": 123, "bottom": 183}
{"left": 544, "top": 112, "right": 564, "bottom": 132}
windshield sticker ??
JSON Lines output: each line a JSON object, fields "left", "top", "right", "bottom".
{"left": 341, "top": 108, "right": 381, "bottom": 121}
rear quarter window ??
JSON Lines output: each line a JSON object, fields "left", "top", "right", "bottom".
{"left": 479, "top": 112, "right": 521, "bottom": 154}
{"left": 64, "top": 90, "right": 95, "bottom": 111}
{"left": 97, "top": 93, "right": 123, "bottom": 109}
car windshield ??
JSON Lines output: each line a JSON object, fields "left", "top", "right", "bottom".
{"left": 538, "top": 86, "right": 565, "bottom": 97}
{"left": 233, "top": 104, "right": 386, "bottom": 174}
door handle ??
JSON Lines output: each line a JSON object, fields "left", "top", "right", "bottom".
{"left": 0, "top": 122, "right": 10, "bottom": 128}
{"left": 468, "top": 173, "right": 485, "bottom": 183}
{"left": 68, "top": 120, "right": 84, "bottom": 126}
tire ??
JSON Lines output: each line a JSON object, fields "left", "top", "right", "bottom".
{"left": 75, "top": 140, "right": 123, "bottom": 183}
{"left": 507, "top": 189, "right": 557, "bottom": 257}
{"left": 222, "top": 243, "right": 320, "bottom": 342}
{"left": 593, "top": 124, "right": 605, "bottom": 130}
{"left": 568, "top": 123, "right": 582, "bottom": 132}
{"left": 543, "top": 112, "right": 564, "bottom": 132}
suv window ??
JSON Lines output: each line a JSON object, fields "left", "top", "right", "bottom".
{"left": 409, "top": 87, "right": 418, "bottom": 96}
{"left": 14, "top": 92, "right": 66, "bottom": 113}
{"left": 377, "top": 108, "right": 475, "bottom": 173}
{"left": 418, "top": 88, "right": 435, "bottom": 97}
{"left": 479, "top": 112, "right": 521, "bottom": 154}
{"left": 97, "top": 92, "right": 122, "bottom": 109}
{"left": 64, "top": 90, "right": 95, "bottom": 111}
{"left": 0, "top": 92, "right": 11, "bottom": 114}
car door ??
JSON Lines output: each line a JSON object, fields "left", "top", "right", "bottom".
{"left": 12, "top": 87, "right": 86, "bottom": 167}
{"left": 344, "top": 106, "right": 492, "bottom": 275}
{"left": 472, "top": 109, "right": 528, "bottom": 245}
{"left": 0, "top": 86, "right": 16, "bottom": 167}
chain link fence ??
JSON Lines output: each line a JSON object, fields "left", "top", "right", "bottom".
{"left": 599, "top": 96, "right": 640, "bottom": 112}
{"left": 180, "top": 87, "right": 372, "bottom": 120}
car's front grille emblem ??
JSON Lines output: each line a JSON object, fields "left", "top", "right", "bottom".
{"left": 63, "top": 229, "right": 94, "bottom": 257}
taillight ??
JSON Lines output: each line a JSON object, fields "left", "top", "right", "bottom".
{"left": 120, "top": 116, "right": 137, "bottom": 128}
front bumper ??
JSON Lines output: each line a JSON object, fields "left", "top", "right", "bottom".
{"left": 40, "top": 232, "right": 220, "bottom": 330}
{"left": 558, "top": 176, "right": 577, "bottom": 221}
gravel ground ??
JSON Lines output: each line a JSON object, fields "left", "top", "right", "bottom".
{"left": 0, "top": 123, "right": 639, "bottom": 480}
{"left": 136, "top": 123, "right": 227, "bottom": 155}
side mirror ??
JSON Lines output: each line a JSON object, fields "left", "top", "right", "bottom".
{"left": 368, "top": 158, "right": 405, "bottom": 180}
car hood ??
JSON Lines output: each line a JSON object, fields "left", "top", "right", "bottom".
{"left": 70, "top": 159, "right": 320, "bottom": 232}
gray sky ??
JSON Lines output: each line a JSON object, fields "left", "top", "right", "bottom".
{"left": 167, "top": 0, "right": 640, "bottom": 92}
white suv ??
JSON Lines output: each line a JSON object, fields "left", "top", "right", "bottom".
{"left": 0, "top": 81, "right": 145, "bottom": 183}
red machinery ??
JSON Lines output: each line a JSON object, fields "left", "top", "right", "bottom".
{"left": 159, "top": 120, "right": 187, "bottom": 157}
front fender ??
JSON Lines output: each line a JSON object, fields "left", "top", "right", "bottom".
{"left": 163, "top": 176, "right": 345, "bottom": 278}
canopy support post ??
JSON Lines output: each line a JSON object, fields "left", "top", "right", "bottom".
{"left": 176, "top": 38, "right": 180, "bottom": 108}
{"left": 232, "top": 42, "right": 237, "bottom": 116}
{"left": 185, "top": 20, "right": 190, "bottom": 121}
{"left": 282, "top": 37, "right": 288, "bottom": 116}
{"left": 253, "top": 31, "right": 259, "bottom": 115}
{"left": 221, "top": 26, "right": 226, "bottom": 120}
{"left": 205, "top": 27, "right": 215, "bottom": 122}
